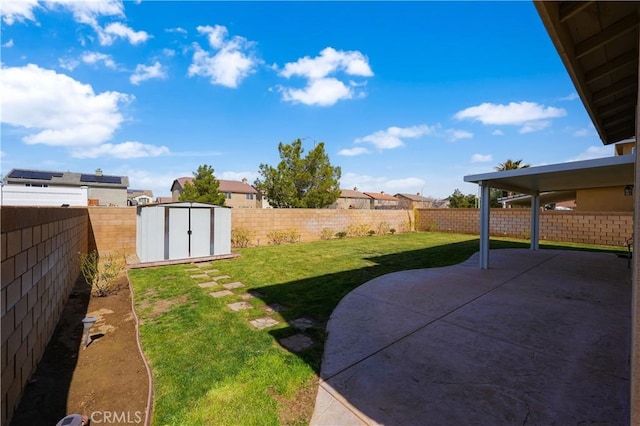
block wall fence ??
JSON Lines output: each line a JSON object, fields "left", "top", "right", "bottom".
{"left": 1, "top": 207, "right": 88, "bottom": 426}
{"left": 415, "top": 208, "right": 633, "bottom": 247}
{"left": 1, "top": 205, "right": 631, "bottom": 424}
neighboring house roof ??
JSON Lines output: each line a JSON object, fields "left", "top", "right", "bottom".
{"left": 363, "top": 192, "right": 398, "bottom": 201}
{"left": 395, "top": 193, "right": 430, "bottom": 202}
{"left": 4, "top": 168, "right": 129, "bottom": 188}
{"left": 340, "top": 189, "right": 370, "bottom": 199}
{"left": 171, "top": 177, "right": 259, "bottom": 194}
{"left": 155, "top": 196, "right": 173, "bottom": 204}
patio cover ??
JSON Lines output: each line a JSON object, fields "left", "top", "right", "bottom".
{"left": 464, "top": 154, "right": 635, "bottom": 269}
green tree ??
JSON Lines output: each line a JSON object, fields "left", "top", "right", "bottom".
{"left": 495, "top": 159, "right": 530, "bottom": 199}
{"left": 448, "top": 189, "right": 478, "bottom": 208}
{"left": 255, "top": 139, "right": 341, "bottom": 208}
{"left": 179, "top": 164, "right": 226, "bottom": 205}
{"left": 495, "top": 159, "right": 530, "bottom": 171}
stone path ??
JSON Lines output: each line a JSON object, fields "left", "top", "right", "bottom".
{"left": 186, "top": 262, "right": 316, "bottom": 352}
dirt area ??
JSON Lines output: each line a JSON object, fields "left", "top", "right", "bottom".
{"left": 10, "top": 274, "right": 149, "bottom": 426}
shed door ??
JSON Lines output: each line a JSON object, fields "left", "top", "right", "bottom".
{"left": 168, "top": 207, "right": 190, "bottom": 259}
{"left": 190, "top": 207, "right": 211, "bottom": 258}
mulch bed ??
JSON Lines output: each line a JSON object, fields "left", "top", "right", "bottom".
{"left": 10, "top": 275, "right": 149, "bottom": 425}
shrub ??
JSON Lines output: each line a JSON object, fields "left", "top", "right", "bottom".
{"left": 377, "top": 221, "right": 390, "bottom": 235}
{"left": 389, "top": 228, "right": 396, "bottom": 235}
{"left": 267, "top": 229, "right": 301, "bottom": 245}
{"left": 78, "top": 250, "right": 125, "bottom": 297}
{"left": 347, "top": 223, "right": 369, "bottom": 237}
{"left": 231, "top": 227, "right": 254, "bottom": 248}
{"left": 367, "top": 230, "right": 376, "bottom": 236}
{"left": 335, "top": 231, "right": 347, "bottom": 239}
{"left": 320, "top": 228, "right": 334, "bottom": 240}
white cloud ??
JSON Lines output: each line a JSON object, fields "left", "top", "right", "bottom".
{"left": 338, "top": 147, "right": 370, "bottom": 156}
{"left": 519, "top": 120, "right": 551, "bottom": 134}
{"left": 340, "top": 172, "right": 425, "bottom": 194}
{"left": 53, "top": 0, "right": 124, "bottom": 25}
{"left": 559, "top": 92, "right": 579, "bottom": 101}
{"left": 454, "top": 101, "right": 567, "bottom": 133}
{"left": 197, "top": 25, "right": 227, "bottom": 49}
{"left": 98, "top": 22, "right": 150, "bottom": 46}
{"left": 279, "top": 47, "right": 373, "bottom": 80}
{"left": 278, "top": 78, "right": 352, "bottom": 107}
{"left": 166, "top": 27, "right": 187, "bottom": 35}
{"left": 2, "top": 39, "right": 15, "bottom": 48}
{"left": 188, "top": 26, "right": 258, "bottom": 88}
{"left": 59, "top": 57, "right": 80, "bottom": 71}
{"left": 130, "top": 61, "right": 167, "bottom": 85}
{"left": 1, "top": 0, "right": 39, "bottom": 25}
{"left": 276, "top": 47, "right": 373, "bottom": 106}
{"left": 492, "top": 129, "right": 504, "bottom": 136}
{"left": 569, "top": 146, "right": 613, "bottom": 162}
{"left": 573, "top": 123, "right": 595, "bottom": 137}
{"left": 72, "top": 141, "right": 169, "bottom": 159}
{"left": 471, "top": 154, "right": 493, "bottom": 163}
{"left": 355, "top": 125, "right": 435, "bottom": 150}
{"left": 446, "top": 129, "right": 473, "bottom": 141}
{"left": 163, "top": 48, "right": 176, "bottom": 57}
{"left": 1, "top": 64, "right": 131, "bottom": 147}
{"left": 218, "top": 171, "right": 258, "bottom": 182}
{"left": 82, "top": 51, "right": 117, "bottom": 69}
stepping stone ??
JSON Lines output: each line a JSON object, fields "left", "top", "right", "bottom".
{"left": 279, "top": 334, "right": 314, "bottom": 352}
{"left": 210, "top": 275, "right": 231, "bottom": 281}
{"left": 240, "top": 293, "right": 255, "bottom": 300}
{"left": 191, "top": 274, "right": 210, "bottom": 279}
{"left": 290, "top": 317, "right": 316, "bottom": 330}
{"left": 263, "top": 303, "right": 287, "bottom": 313}
{"left": 196, "top": 262, "right": 214, "bottom": 268}
{"left": 185, "top": 268, "right": 200, "bottom": 273}
{"left": 249, "top": 317, "right": 280, "bottom": 330}
{"left": 222, "top": 281, "right": 244, "bottom": 289}
{"left": 227, "top": 301, "right": 252, "bottom": 311}
{"left": 198, "top": 281, "right": 218, "bottom": 288}
{"left": 209, "top": 290, "right": 234, "bottom": 298}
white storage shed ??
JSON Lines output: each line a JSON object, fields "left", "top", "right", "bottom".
{"left": 136, "top": 202, "right": 231, "bottom": 263}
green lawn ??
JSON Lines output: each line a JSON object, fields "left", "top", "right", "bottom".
{"left": 128, "top": 232, "right": 623, "bottom": 425}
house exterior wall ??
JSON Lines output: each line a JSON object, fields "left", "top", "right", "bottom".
{"left": 87, "top": 187, "right": 127, "bottom": 207}
{"left": 1, "top": 207, "right": 88, "bottom": 426}
{"left": 576, "top": 186, "right": 634, "bottom": 212}
{"left": 1, "top": 184, "right": 88, "bottom": 207}
{"left": 415, "top": 208, "right": 633, "bottom": 247}
{"left": 225, "top": 193, "right": 260, "bottom": 209}
{"left": 331, "top": 197, "right": 371, "bottom": 209}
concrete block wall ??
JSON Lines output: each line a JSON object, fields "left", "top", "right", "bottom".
{"left": 1, "top": 207, "right": 88, "bottom": 426}
{"left": 87, "top": 207, "right": 137, "bottom": 257}
{"left": 231, "top": 209, "right": 415, "bottom": 244}
{"left": 416, "top": 208, "right": 633, "bottom": 247}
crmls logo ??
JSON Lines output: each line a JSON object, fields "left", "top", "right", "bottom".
{"left": 90, "top": 411, "right": 143, "bottom": 424}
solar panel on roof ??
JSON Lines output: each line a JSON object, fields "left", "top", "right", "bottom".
{"left": 80, "top": 174, "right": 122, "bottom": 184}
{"left": 8, "top": 170, "right": 63, "bottom": 180}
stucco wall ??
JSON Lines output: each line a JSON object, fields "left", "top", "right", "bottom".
{"left": 415, "top": 208, "right": 633, "bottom": 247}
{"left": 1, "top": 207, "right": 88, "bottom": 425}
{"left": 87, "top": 187, "right": 127, "bottom": 207}
{"left": 576, "top": 187, "right": 634, "bottom": 212}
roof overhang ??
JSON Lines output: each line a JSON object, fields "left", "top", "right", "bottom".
{"left": 464, "top": 154, "right": 635, "bottom": 194}
{"left": 535, "top": 1, "right": 639, "bottom": 145}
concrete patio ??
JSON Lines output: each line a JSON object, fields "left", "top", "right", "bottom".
{"left": 311, "top": 249, "right": 631, "bottom": 425}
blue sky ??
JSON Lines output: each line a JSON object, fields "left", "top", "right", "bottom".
{"left": 0, "top": 1, "right": 613, "bottom": 199}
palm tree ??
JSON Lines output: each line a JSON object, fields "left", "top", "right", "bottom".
{"left": 495, "top": 159, "right": 530, "bottom": 171}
